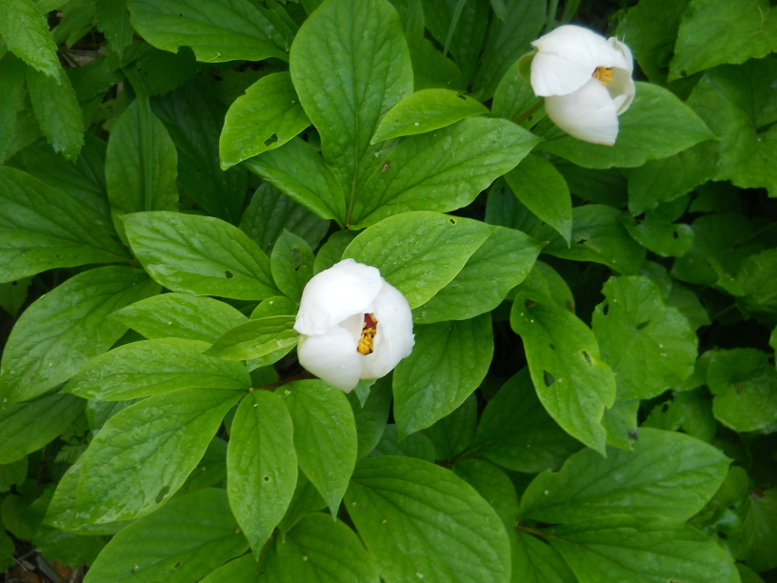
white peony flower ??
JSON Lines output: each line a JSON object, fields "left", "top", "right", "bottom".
{"left": 294, "top": 259, "right": 415, "bottom": 392}
{"left": 530, "top": 24, "right": 635, "bottom": 146}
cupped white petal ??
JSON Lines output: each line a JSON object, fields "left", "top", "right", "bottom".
{"left": 530, "top": 51, "right": 594, "bottom": 97}
{"left": 297, "top": 326, "right": 362, "bottom": 392}
{"left": 545, "top": 78, "right": 619, "bottom": 146}
{"left": 294, "top": 258, "right": 383, "bottom": 335}
{"left": 608, "top": 68, "right": 636, "bottom": 114}
{"left": 607, "top": 37, "right": 633, "bottom": 73}
{"left": 360, "top": 281, "right": 414, "bottom": 380}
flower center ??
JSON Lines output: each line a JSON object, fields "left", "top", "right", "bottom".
{"left": 357, "top": 313, "right": 378, "bottom": 355}
{"left": 593, "top": 66, "right": 613, "bottom": 85}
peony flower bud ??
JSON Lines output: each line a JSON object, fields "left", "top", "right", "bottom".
{"left": 294, "top": 259, "right": 415, "bottom": 392}
{"left": 530, "top": 24, "right": 635, "bottom": 145}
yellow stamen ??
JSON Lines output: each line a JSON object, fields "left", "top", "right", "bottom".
{"left": 357, "top": 313, "right": 378, "bottom": 355}
{"left": 593, "top": 66, "right": 613, "bottom": 85}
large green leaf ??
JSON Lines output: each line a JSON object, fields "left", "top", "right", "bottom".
{"left": 199, "top": 555, "right": 259, "bottom": 583}
{"left": 0, "top": 267, "right": 160, "bottom": 405}
{"left": 276, "top": 470, "right": 327, "bottom": 536}
{"left": 413, "top": 226, "right": 542, "bottom": 323}
{"left": 0, "top": 0, "right": 59, "bottom": 77}
{"left": 83, "top": 489, "right": 248, "bottom": 583}
{"left": 0, "top": 393, "right": 85, "bottom": 464}
{"left": 152, "top": 80, "right": 248, "bottom": 225}
{"left": 0, "top": 166, "right": 129, "bottom": 282}
{"left": 592, "top": 276, "right": 698, "bottom": 400}
{"left": 453, "top": 458, "right": 519, "bottom": 530}
{"left": 343, "top": 211, "right": 493, "bottom": 308}
{"left": 123, "top": 211, "right": 279, "bottom": 300}
{"left": 537, "top": 83, "right": 715, "bottom": 169}
{"left": 127, "top": 0, "right": 289, "bottom": 63}
{"left": 65, "top": 338, "right": 250, "bottom": 400}
{"left": 519, "top": 428, "right": 729, "bottom": 523}
{"left": 220, "top": 72, "right": 310, "bottom": 169}
{"left": 393, "top": 314, "right": 493, "bottom": 437}
{"left": 75, "top": 389, "right": 243, "bottom": 524}
{"left": 261, "top": 513, "right": 381, "bottom": 583}
{"left": 510, "top": 295, "right": 616, "bottom": 455}
{"left": 280, "top": 380, "right": 357, "bottom": 515}
{"left": 511, "top": 529, "right": 577, "bottom": 583}
{"left": 370, "top": 423, "right": 436, "bottom": 461}
{"left": 351, "top": 117, "right": 540, "bottom": 228}
{"left": 227, "top": 390, "right": 297, "bottom": 557}
{"left": 105, "top": 99, "right": 178, "bottom": 234}
{"left": 346, "top": 455, "right": 511, "bottom": 583}
{"left": 112, "top": 293, "right": 248, "bottom": 343}
{"left": 542, "top": 515, "right": 739, "bottom": 583}
{"left": 290, "top": 0, "right": 412, "bottom": 221}
{"left": 207, "top": 316, "right": 299, "bottom": 362}
{"left": 670, "top": 0, "right": 777, "bottom": 80}
{"left": 26, "top": 67, "right": 84, "bottom": 161}
{"left": 424, "top": 393, "right": 477, "bottom": 461}
{"left": 468, "top": 369, "right": 581, "bottom": 473}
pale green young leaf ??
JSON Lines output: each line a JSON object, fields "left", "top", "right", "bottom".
{"left": 0, "top": 0, "right": 60, "bottom": 77}
{"left": 510, "top": 295, "right": 616, "bottom": 455}
{"left": 123, "top": 211, "right": 279, "bottom": 300}
{"left": 220, "top": 72, "right": 310, "bottom": 169}
{"left": 65, "top": 338, "right": 250, "bottom": 401}
{"left": 206, "top": 316, "right": 299, "bottom": 361}
{"left": 469, "top": 369, "right": 581, "bottom": 473}
{"left": 343, "top": 211, "right": 493, "bottom": 308}
{"left": 75, "top": 389, "right": 243, "bottom": 524}
{"left": 112, "top": 293, "right": 248, "bottom": 343}
{"left": 393, "top": 314, "right": 492, "bottom": 437}
{"left": 346, "top": 455, "right": 511, "bottom": 583}
{"left": 228, "top": 391, "right": 297, "bottom": 557}
{"left": 83, "top": 489, "right": 248, "bottom": 583}
{"left": 0, "top": 267, "right": 159, "bottom": 405}
{"left": 127, "top": 0, "right": 288, "bottom": 63}
{"left": 280, "top": 380, "right": 357, "bottom": 515}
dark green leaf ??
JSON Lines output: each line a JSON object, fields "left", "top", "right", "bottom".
{"left": 453, "top": 458, "right": 519, "bottom": 529}
{"left": 276, "top": 469, "right": 327, "bottom": 536}
{"left": 511, "top": 529, "right": 577, "bottom": 583}
{"left": 370, "top": 424, "right": 436, "bottom": 461}
{"left": 424, "top": 392, "right": 477, "bottom": 461}
{"left": 0, "top": 457, "right": 27, "bottom": 493}
{"left": 405, "top": 33, "right": 465, "bottom": 92}
{"left": 26, "top": 67, "right": 84, "bottom": 161}
{"left": 96, "top": 0, "right": 134, "bottom": 59}
{"left": 730, "top": 489, "right": 777, "bottom": 572}
{"left": 270, "top": 229, "right": 314, "bottom": 303}
{"left": 349, "top": 376, "right": 392, "bottom": 460}
{"left": 0, "top": 54, "right": 27, "bottom": 162}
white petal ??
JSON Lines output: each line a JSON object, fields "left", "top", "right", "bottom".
{"left": 608, "top": 70, "right": 636, "bottom": 115}
{"left": 297, "top": 327, "right": 362, "bottom": 392}
{"left": 294, "top": 258, "right": 383, "bottom": 335}
{"left": 360, "top": 281, "right": 414, "bottom": 380}
{"left": 531, "top": 52, "right": 593, "bottom": 97}
{"left": 545, "top": 78, "right": 619, "bottom": 145}
{"left": 607, "top": 37, "right": 633, "bottom": 73}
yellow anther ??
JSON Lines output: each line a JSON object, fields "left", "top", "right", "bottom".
{"left": 357, "top": 313, "right": 378, "bottom": 355}
{"left": 593, "top": 66, "right": 613, "bottom": 85}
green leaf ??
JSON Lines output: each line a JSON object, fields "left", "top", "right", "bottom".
{"left": 152, "top": 79, "right": 248, "bottom": 225}
{"left": 413, "top": 226, "right": 542, "bottom": 324}
{"left": 123, "top": 211, "right": 279, "bottom": 300}
{"left": 491, "top": 56, "right": 539, "bottom": 124}
{"left": 519, "top": 428, "right": 729, "bottom": 523}
{"left": 371, "top": 89, "right": 488, "bottom": 143}
{"left": 65, "top": 338, "right": 250, "bottom": 400}
{"left": 707, "top": 349, "right": 777, "bottom": 432}
{"left": 0, "top": 54, "right": 27, "bottom": 162}
{"left": 26, "top": 67, "right": 84, "bottom": 161}
{"left": 0, "top": 457, "right": 27, "bottom": 493}
{"left": 731, "top": 248, "right": 777, "bottom": 318}
{"left": 346, "top": 455, "right": 511, "bottom": 583}
{"left": 537, "top": 82, "right": 715, "bottom": 169}
{"left": 468, "top": 369, "right": 581, "bottom": 473}
{"left": 349, "top": 376, "right": 393, "bottom": 460}
{"left": 511, "top": 529, "right": 577, "bottom": 583}
{"left": 0, "top": 393, "right": 84, "bottom": 464}
{"left": 263, "top": 513, "right": 380, "bottom": 583}
{"left": 504, "top": 154, "right": 572, "bottom": 244}
{"left": 0, "top": 0, "right": 60, "bottom": 77}
{"left": 369, "top": 424, "right": 436, "bottom": 462}
{"left": 0, "top": 166, "right": 129, "bottom": 282}
{"left": 277, "top": 469, "right": 327, "bottom": 536}
{"left": 394, "top": 314, "right": 493, "bottom": 437}
{"left": 96, "top": 0, "right": 134, "bottom": 59}
{"left": 83, "top": 489, "right": 248, "bottom": 583}
{"left": 644, "top": 388, "right": 716, "bottom": 443}
{"left": 619, "top": 213, "right": 695, "bottom": 258}
{"left": 343, "top": 211, "right": 493, "bottom": 308}
{"left": 280, "top": 380, "right": 357, "bottom": 515}
{"left": 541, "top": 205, "right": 647, "bottom": 275}
{"left": 0, "top": 266, "right": 159, "bottom": 405}
{"left": 670, "top": 0, "right": 777, "bottom": 80}
{"left": 240, "top": 182, "right": 330, "bottom": 255}
{"left": 730, "top": 489, "right": 777, "bottom": 572}
{"left": 75, "top": 389, "right": 243, "bottom": 524}
{"left": 424, "top": 392, "right": 477, "bottom": 461}
{"left": 127, "top": 0, "right": 288, "bottom": 63}
{"left": 195, "top": 555, "right": 260, "bottom": 583}
{"left": 592, "top": 275, "right": 698, "bottom": 400}
{"left": 405, "top": 33, "right": 465, "bottom": 92}
{"left": 0, "top": 277, "right": 29, "bottom": 317}
{"left": 227, "top": 390, "right": 296, "bottom": 557}
{"left": 422, "top": 0, "right": 488, "bottom": 84}
{"left": 127, "top": 46, "right": 199, "bottom": 97}
{"left": 453, "top": 458, "right": 519, "bottom": 530}
{"left": 270, "top": 229, "right": 314, "bottom": 303}
{"left": 105, "top": 99, "right": 178, "bottom": 234}
{"left": 289, "top": 0, "right": 413, "bottom": 209}
{"left": 543, "top": 515, "right": 739, "bottom": 583}
{"left": 243, "top": 138, "right": 347, "bottom": 224}
{"left": 112, "top": 293, "right": 248, "bottom": 343}
{"left": 686, "top": 58, "right": 777, "bottom": 196}
{"left": 207, "top": 316, "right": 299, "bottom": 362}
{"left": 220, "top": 72, "right": 310, "bottom": 169}
{"left": 602, "top": 398, "right": 640, "bottom": 450}
{"left": 510, "top": 294, "right": 616, "bottom": 455}
{"left": 510, "top": 260, "right": 575, "bottom": 311}
{"left": 351, "top": 117, "right": 541, "bottom": 228}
